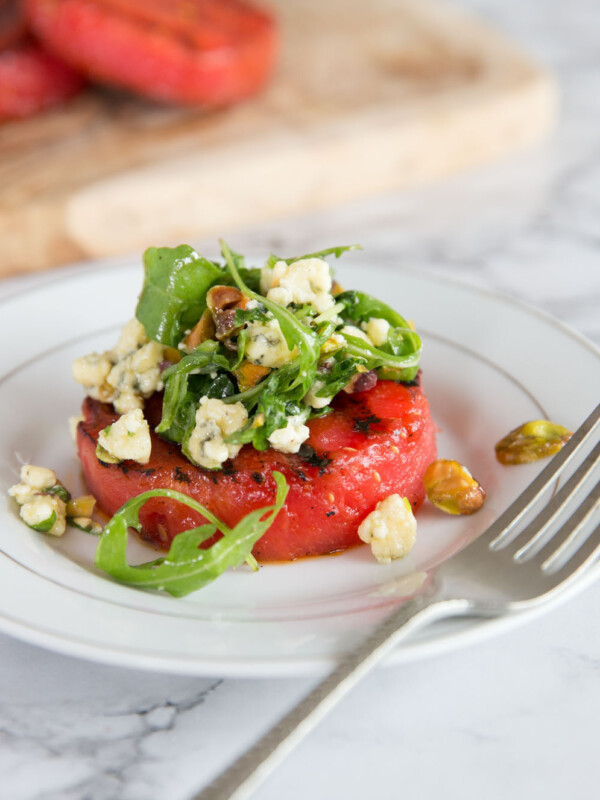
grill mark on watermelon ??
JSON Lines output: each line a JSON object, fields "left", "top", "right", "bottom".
{"left": 353, "top": 414, "right": 382, "bottom": 434}
{"left": 173, "top": 466, "right": 190, "bottom": 483}
{"left": 297, "top": 444, "right": 332, "bottom": 475}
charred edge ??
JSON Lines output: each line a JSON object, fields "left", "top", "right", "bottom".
{"left": 173, "top": 467, "right": 190, "bottom": 484}
{"left": 252, "top": 472, "right": 264, "bottom": 485}
{"left": 298, "top": 444, "right": 333, "bottom": 475}
{"left": 402, "top": 369, "right": 422, "bottom": 388}
{"left": 353, "top": 414, "right": 381, "bottom": 434}
{"left": 81, "top": 428, "right": 96, "bottom": 444}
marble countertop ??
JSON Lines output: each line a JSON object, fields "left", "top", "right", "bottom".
{"left": 1, "top": 1, "right": 599, "bottom": 798}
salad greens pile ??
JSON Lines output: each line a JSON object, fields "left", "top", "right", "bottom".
{"left": 136, "top": 240, "right": 422, "bottom": 458}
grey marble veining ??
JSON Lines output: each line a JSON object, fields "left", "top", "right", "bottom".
{"left": 0, "top": 1, "right": 599, "bottom": 798}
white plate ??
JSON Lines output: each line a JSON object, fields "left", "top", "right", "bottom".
{"left": 0, "top": 258, "right": 598, "bottom": 677}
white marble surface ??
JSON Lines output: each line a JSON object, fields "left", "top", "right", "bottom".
{"left": 1, "top": 1, "right": 600, "bottom": 798}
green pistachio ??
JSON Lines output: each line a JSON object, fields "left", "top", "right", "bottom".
{"left": 495, "top": 420, "right": 572, "bottom": 465}
{"left": 424, "top": 459, "right": 486, "bottom": 515}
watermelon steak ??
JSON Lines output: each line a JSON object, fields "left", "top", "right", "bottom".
{"left": 77, "top": 378, "right": 437, "bottom": 562}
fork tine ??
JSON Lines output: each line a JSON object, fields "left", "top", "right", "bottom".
{"left": 535, "top": 480, "right": 600, "bottom": 571}
{"left": 512, "top": 440, "right": 600, "bottom": 561}
{"left": 543, "top": 522, "right": 600, "bottom": 584}
{"left": 490, "top": 402, "right": 600, "bottom": 550}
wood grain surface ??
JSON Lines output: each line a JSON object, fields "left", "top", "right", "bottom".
{"left": 0, "top": 0, "right": 557, "bottom": 275}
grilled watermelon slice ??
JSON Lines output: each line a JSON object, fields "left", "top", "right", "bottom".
{"left": 77, "top": 379, "right": 437, "bottom": 562}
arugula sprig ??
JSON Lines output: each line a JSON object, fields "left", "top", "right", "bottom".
{"left": 94, "top": 473, "right": 288, "bottom": 597}
{"left": 337, "top": 290, "right": 422, "bottom": 382}
{"left": 136, "top": 245, "right": 223, "bottom": 347}
{"left": 136, "top": 245, "right": 263, "bottom": 347}
{"left": 264, "top": 244, "right": 362, "bottom": 269}
{"left": 314, "top": 353, "right": 365, "bottom": 399}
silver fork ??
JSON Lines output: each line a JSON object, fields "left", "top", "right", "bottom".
{"left": 194, "top": 403, "right": 600, "bottom": 800}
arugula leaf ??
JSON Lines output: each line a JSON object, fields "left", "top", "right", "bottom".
{"left": 264, "top": 244, "right": 362, "bottom": 269}
{"left": 337, "top": 290, "right": 421, "bottom": 381}
{"left": 315, "top": 354, "right": 363, "bottom": 398}
{"left": 205, "top": 373, "right": 236, "bottom": 400}
{"left": 46, "top": 485, "right": 71, "bottom": 503}
{"left": 233, "top": 304, "right": 271, "bottom": 327}
{"left": 341, "top": 333, "right": 421, "bottom": 382}
{"left": 28, "top": 511, "right": 57, "bottom": 533}
{"left": 157, "top": 340, "right": 232, "bottom": 437}
{"left": 227, "top": 364, "right": 311, "bottom": 450}
{"left": 236, "top": 267, "right": 262, "bottom": 293}
{"left": 136, "top": 245, "right": 224, "bottom": 346}
{"left": 337, "top": 289, "right": 412, "bottom": 328}
{"left": 94, "top": 473, "right": 288, "bottom": 597}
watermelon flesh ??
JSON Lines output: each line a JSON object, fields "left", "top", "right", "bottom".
{"left": 77, "top": 380, "right": 437, "bottom": 562}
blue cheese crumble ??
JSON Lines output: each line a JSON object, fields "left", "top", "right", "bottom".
{"left": 244, "top": 318, "right": 297, "bottom": 368}
{"left": 358, "top": 494, "right": 417, "bottom": 564}
{"left": 97, "top": 409, "right": 152, "bottom": 464}
{"left": 186, "top": 397, "right": 248, "bottom": 469}
{"left": 261, "top": 258, "right": 335, "bottom": 314}
{"left": 363, "top": 317, "right": 391, "bottom": 347}
{"left": 8, "top": 465, "right": 67, "bottom": 536}
{"left": 267, "top": 413, "right": 310, "bottom": 454}
{"left": 72, "top": 319, "right": 166, "bottom": 414}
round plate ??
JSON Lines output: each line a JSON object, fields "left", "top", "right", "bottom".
{"left": 0, "top": 258, "right": 598, "bottom": 676}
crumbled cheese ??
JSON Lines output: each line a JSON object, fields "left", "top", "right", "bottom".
{"left": 268, "top": 414, "right": 310, "bottom": 454}
{"left": 186, "top": 397, "right": 248, "bottom": 469}
{"left": 19, "top": 494, "right": 66, "bottom": 537}
{"left": 340, "top": 325, "right": 372, "bottom": 344}
{"left": 363, "top": 317, "right": 391, "bottom": 347}
{"left": 97, "top": 409, "right": 152, "bottom": 464}
{"left": 20, "top": 464, "right": 57, "bottom": 491}
{"left": 8, "top": 464, "right": 59, "bottom": 505}
{"left": 7, "top": 464, "right": 104, "bottom": 537}
{"left": 9, "top": 465, "right": 68, "bottom": 537}
{"left": 259, "top": 260, "right": 285, "bottom": 295}
{"left": 107, "top": 340, "right": 165, "bottom": 414}
{"left": 244, "top": 318, "right": 297, "bottom": 368}
{"left": 72, "top": 319, "right": 166, "bottom": 414}
{"left": 8, "top": 482, "right": 35, "bottom": 505}
{"left": 71, "top": 352, "right": 112, "bottom": 399}
{"left": 303, "top": 381, "right": 332, "bottom": 409}
{"left": 263, "top": 258, "right": 335, "bottom": 314}
{"left": 358, "top": 494, "right": 417, "bottom": 564}
{"left": 112, "top": 318, "right": 148, "bottom": 358}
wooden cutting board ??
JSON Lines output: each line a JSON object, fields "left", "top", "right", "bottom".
{"left": 0, "top": 0, "right": 556, "bottom": 275}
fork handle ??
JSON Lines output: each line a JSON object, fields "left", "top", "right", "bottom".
{"left": 193, "top": 595, "right": 469, "bottom": 800}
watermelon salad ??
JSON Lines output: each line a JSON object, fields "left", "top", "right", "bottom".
{"left": 9, "top": 242, "right": 441, "bottom": 597}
